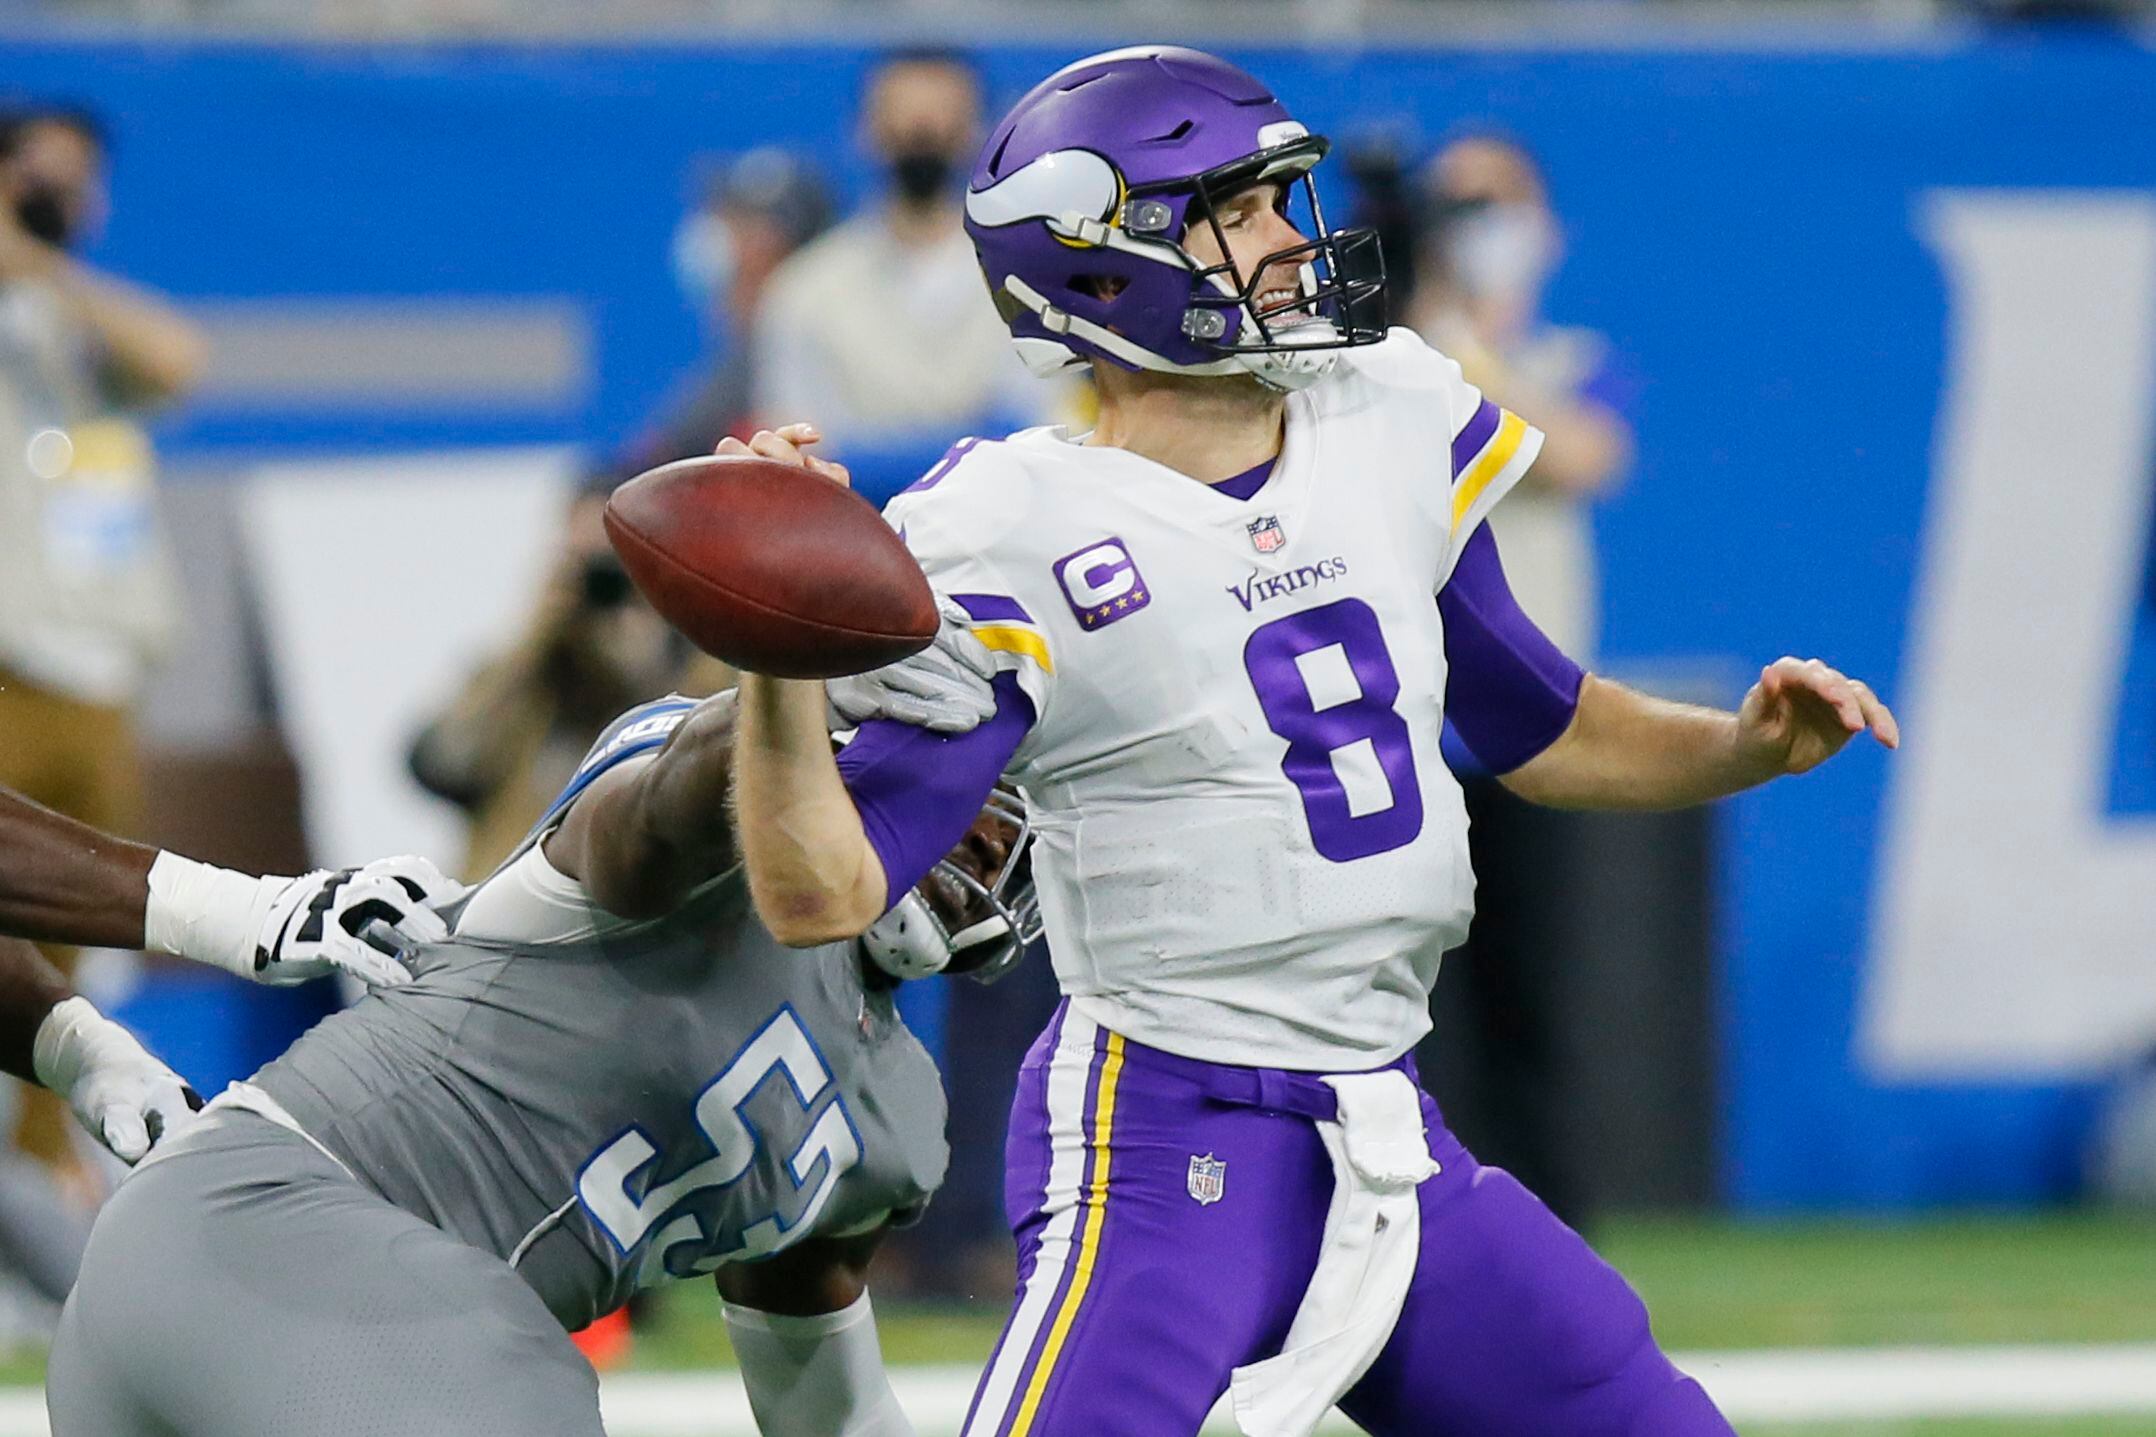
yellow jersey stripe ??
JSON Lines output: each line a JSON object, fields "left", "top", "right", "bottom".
{"left": 1451, "top": 409, "right": 1529, "bottom": 529}
{"left": 972, "top": 624, "right": 1056, "bottom": 674}
{"left": 1008, "top": 1032, "right": 1125, "bottom": 1436}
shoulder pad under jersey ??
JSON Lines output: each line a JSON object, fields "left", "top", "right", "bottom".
{"left": 534, "top": 695, "right": 700, "bottom": 833}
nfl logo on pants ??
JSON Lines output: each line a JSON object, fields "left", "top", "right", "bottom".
{"left": 1187, "top": 1153, "right": 1227, "bottom": 1205}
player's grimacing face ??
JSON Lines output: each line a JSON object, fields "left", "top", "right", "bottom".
{"left": 1184, "top": 181, "right": 1309, "bottom": 307}
{"left": 921, "top": 807, "right": 1019, "bottom": 937}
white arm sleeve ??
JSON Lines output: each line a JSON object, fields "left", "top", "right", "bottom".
{"left": 724, "top": 1292, "right": 915, "bottom": 1437}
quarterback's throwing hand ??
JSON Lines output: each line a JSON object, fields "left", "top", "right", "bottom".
{"left": 828, "top": 595, "right": 999, "bottom": 734}
{"left": 1737, "top": 656, "right": 1900, "bottom": 777}
{"left": 715, "top": 423, "right": 853, "bottom": 488}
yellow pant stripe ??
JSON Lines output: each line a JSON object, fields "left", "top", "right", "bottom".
{"left": 1008, "top": 1031, "right": 1126, "bottom": 1436}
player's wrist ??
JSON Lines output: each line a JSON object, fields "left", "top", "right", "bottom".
{"left": 144, "top": 852, "right": 291, "bottom": 978}
{"left": 741, "top": 672, "right": 835, "bottom": 736}
{"left": 32, "top": 995, "right": 113, "bottom": 1098}
{"left": 1726, "top": 714, "right": 1790, "bottom": 788}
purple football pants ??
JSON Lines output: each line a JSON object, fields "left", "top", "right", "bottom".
{"left": 961, "top": 1003, "right": 1733, "bottom": 1437}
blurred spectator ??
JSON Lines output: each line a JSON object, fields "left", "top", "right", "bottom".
{"left": 749, "top": 53, "right": 1070, "bottom": 1299}
{"left": 752, "top": 49, "right": 1059, "bottom": 507}
{"left": 607, "top": 148, "right": 832, "bottom": 481}
{"left": 1342, "top": 134, "right": 1433, "bottom": 323}
{"left": 408, "top": 484, "right": 729, "bottom": 881}
{"left": 0, "top": 103, "right": 206, "bottom": 1170}
{"left": 1386, "top": 133, "right": 1638, "bottom": 1231}
{"left": 1408, "top": 132, "right": 1633, "bottom": 655}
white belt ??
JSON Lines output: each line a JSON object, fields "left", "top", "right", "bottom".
{"left": 1229, "top": 1069, "right": 1439, "bottom": 1437}
{"left": 199, "top": 1080, "right": 358, "bottom": 1181}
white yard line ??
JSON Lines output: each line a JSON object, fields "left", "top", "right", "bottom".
{"left": 7, "top": 1344, "right": 2156, "bottom": 1434}
{"left": 1683, "top": 1344, "right": 2156, "bottom": 1421}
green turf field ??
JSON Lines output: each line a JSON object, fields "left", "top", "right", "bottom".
{"left": 1600, "top": 1212, "right": 2156, "bottom": 1350}
{"left": 6, "top": 1213, "right": 2152, "bottom": 1432}
{"left": 1747, "top": 1426, "right": 2155, "bottom": 1436}
{"left": 626, "top": 1211, "right": 2156, "bottom": 1371}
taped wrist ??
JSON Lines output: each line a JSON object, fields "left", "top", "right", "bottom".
{"left": 144, "top": 852, "right": 289, "bottom": 978}
{"left": 723, "top": 1292, "right": 914, "bottom": 1437}
{"left": 33, "top": 996, "right": 119, "bottom": 1098}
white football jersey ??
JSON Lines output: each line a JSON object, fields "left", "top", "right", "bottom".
{"left": 885, "top": 330, "right": 1543, "bottom": 1070}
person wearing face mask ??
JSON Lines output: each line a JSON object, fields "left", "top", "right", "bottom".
{"left": 751, "top": 49, "right": 1066, "bottom": 510}
{"left": 605, "top": 148, "right": 832, "bottom": 483}
{"left": 1400, "top": 133, "right": 1639, "bottom": 1231}
{"left": 752, "top": 52, "right": 1073, "bottom": 1300}
{"left": 407, "top": 484, "right": 734, "bottom": 887}
{"left": 0, "top": 103, "right": 209, "bottom": 1177}
{"left": 1408, "top": 132, "right": 1634, "bottom": 660}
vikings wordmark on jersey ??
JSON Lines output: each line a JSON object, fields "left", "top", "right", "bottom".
{"left": 886, "top": 328, "right": 1540, "bottom": 1073}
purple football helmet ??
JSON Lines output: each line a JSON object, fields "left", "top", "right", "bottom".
{"left": 963, "top": 45, "right": 1387, "bottom": 392}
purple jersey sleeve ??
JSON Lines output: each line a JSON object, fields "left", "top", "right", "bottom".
{"left": 1438, "top": 524, "right": 1587, "bottom": 774}
{"left": 836, "top": 673, "right": 1035, "bottom": 911}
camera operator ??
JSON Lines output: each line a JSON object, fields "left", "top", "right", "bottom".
{"left": 408, "top": 484, "right": 728, "bottom": 881}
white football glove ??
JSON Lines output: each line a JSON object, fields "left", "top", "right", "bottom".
{"left": 33, "top": 997, "right": 202, "bottom": 1164}
{"left": 827, "top": 596, "right": 1000, "bottom": 734}
{"left": 145, "top": 852, "right": 467, "bottom": 989}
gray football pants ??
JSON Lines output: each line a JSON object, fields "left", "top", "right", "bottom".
{"left": 46, "top": 1109, "right": 603, "bottom": 1437}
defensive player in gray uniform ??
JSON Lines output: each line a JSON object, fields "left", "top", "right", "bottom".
{"left": 0, "top": 783, "right": 457, "bottom": 1162}
{"left": 47, "top": 628, "right": 1028, "bottom": 1437}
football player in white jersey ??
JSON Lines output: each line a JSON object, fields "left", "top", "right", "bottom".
{"left": 725, "top": 46, "right": 1898, "bottom": 1437}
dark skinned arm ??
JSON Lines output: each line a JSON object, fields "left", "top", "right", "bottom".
{"left": 543, "top": 691, "right": 743, "bottom": 920}
{"left": 0, "top": 938, "right": 72, "bottom": 1085}
{"left": 0, "top": 787, "right": 157, "bottom": 949}
{"left": 713, "top": 1228, "right": 883, "bottom": 1316}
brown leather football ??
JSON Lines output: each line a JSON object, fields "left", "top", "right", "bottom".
{"left": 602, "top": 455, "right": 937, "bottom": 679}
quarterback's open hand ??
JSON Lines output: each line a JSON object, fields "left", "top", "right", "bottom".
{"left": 1736, "top": 657, "right": 1900, "bottom": 777}
{"left": 828, "top": 595, "right": 999, "bottom": 734}
{"left": 253, "top": 856, "right": 466, "bottom": 988}
{"left": 716, "top": 423, "right": 852, "bottom": 488}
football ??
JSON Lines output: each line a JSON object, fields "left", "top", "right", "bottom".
{"left": 602, "top": 454, "right": 938, "bottom": 679}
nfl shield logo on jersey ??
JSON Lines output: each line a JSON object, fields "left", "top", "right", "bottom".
{"left": 1187, "top": 1153, "right": 1227, "bottom": 1205}
{"left": 1247, "top": 515, "right": 1286, "bottom": 553}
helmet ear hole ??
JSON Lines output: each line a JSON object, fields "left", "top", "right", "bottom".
{"left": 1070, "top": 274, "right": 1130, "bottom": 302}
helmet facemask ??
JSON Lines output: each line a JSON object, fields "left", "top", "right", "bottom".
{"left": 1158, "top": 137, "right": 1390, "bottom": 388}
{"left": 862, "top": 786, "right": 1042, "bottom": 985}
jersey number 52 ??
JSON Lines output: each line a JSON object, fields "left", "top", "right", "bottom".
{"left": 1244, "top": 598, "right": 1425, "bottom": 862}
{"left": 576, "top": 1006, "right": 862, "bottom": 1279}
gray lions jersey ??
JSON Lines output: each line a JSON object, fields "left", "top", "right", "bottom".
{"left": 251, "top": 696, "right": 950, "bottom": 1330}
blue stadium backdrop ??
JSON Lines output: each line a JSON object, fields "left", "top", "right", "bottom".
{"left": 11, "top": 30, "right": 2156, "bottom": 1209}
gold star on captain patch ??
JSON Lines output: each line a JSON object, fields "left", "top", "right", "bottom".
{"left": 1115, "top": 597, "right": 1129, "bottom": 609}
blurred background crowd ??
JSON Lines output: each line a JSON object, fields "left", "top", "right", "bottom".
{"left": 2, "top": 0, "right": 2155, "bottom": 1425}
